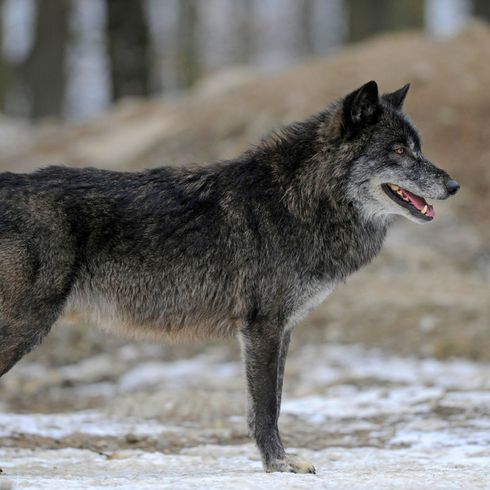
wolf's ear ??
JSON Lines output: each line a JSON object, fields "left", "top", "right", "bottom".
{"left": 342, "top": 80, "right": 380, "bottom": 137}
{"left": 382, "top": 83, "right": 410, "bottom": 110}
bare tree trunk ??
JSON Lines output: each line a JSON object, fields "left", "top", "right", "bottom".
{"left": 176, "top": 0, "right": 200, "bottom": 89}
{"left": 347, "top": 0, "right": 424, "bottom": 43}
{"left": 473, "top": 0, "right": 490, "bottom": 21}
{"left": 0, "top": 0, "right": 11, "bottom": 110}
{"left": 106, "top": 0, "right": 151, "bottom": 101}
{"left": 233, "top": 0, "right": 255, "bottom": 63}
{"left": 20, "top": 0, "right": 70, "bottom": 119}
{"left": 296, "top": 0, "right": 314, "bottom": 56}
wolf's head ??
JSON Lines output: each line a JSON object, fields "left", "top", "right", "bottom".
{"left": 338, "top": 81, "right": 459, "bottom": 223}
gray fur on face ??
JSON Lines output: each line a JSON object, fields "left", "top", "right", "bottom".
{"left": 0, "top": 81, "right": 459, "bottom": 473}
{"left": 346, "top": 102, "right": 453, "bottom": 223}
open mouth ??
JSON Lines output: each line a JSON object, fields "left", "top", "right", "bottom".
{"left": 381, "top": 183, "right": 434, "bottom": 221}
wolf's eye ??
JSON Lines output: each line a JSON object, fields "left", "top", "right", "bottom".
{"left": 394, "top": 147, "right": 405, "bottom": 155}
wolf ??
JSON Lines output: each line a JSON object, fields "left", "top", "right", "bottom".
{"left": 0, "top": 81, "right": 459, "bottom": 473}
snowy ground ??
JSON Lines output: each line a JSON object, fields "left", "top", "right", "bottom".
{"left": 1, "top": 343, "right": 490, "bottom": 489}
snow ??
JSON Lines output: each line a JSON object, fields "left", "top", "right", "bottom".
{"left": 0, "top": 412, "right": 180, "bottom": 439}
{"left": 1, "top": 444, "right": 489, "bottom": 490}
{"left": 118, "top": 356, "right": 239, "bottom": 391}
{"left": 282, "top": 385, "right": 444, "bottom": 421}
{"left": 1, "top": 343, "right": 490, "bottom": 489}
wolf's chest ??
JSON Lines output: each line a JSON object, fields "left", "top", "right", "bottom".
{"left": 286, "top": 281, "right": 335, "bottom": 330}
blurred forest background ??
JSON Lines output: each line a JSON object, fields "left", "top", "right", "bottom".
{"left": 0, "top": 0, "right": 488, "bottom": 120}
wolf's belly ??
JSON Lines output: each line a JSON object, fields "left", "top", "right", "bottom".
{"left": 63, "top": 283, "right": 245, "bottom": 341}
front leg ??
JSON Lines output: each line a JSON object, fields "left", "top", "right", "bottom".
{"left": 276, "top": 329, "right": 291, "bottom": 420}
{"left": 240, "top": 323, "right": 315, "bottom": 474}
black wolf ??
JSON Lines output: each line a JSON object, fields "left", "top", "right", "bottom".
{"left": 0, "top": 81, "right": 459, "bottom": 473}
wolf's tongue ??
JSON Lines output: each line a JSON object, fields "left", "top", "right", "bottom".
{"left": 400, "top": 189, "right": 435, "bottom": 218}
{"left": 401, "top": 189, "right": 425, "bottom": 209}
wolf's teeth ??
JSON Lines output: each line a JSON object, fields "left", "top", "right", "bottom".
{"left": 390, "top": 184, "right": 399, "bottom": 191}
{"left": 421, "top": 205, "right": 428, "bottom": 214}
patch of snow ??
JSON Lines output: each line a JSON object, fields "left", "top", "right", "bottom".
{"left": 282, "top": 386, "right": 443, "bottom": 422}
{"left": 1, "top": 444, "right": 489, "bottom": 490}
{"left": 118, "top": 356, "right": 240, "bottom": 391}
{"left": 3, "top": 344, "right": 490, "bottom": 488}
{"left": 296, "top": 344, "right": 490, "bottom": 390}
{"left": 0, "top": 411, "right": 180, "bottom": 439}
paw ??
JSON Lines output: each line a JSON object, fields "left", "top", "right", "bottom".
{"left": 265, "top": 454, "right": 316, "bottom": 474}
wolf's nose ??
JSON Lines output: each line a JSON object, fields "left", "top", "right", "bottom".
{"left": 446, "top": 179, "right": 460, "bottom": 196}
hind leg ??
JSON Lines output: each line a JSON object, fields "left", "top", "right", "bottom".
{"left": 0, "top": 237, "right": 73, "bottom": 377}
{"left": 0, "top": 304, "right": 66, "bottom": 377}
